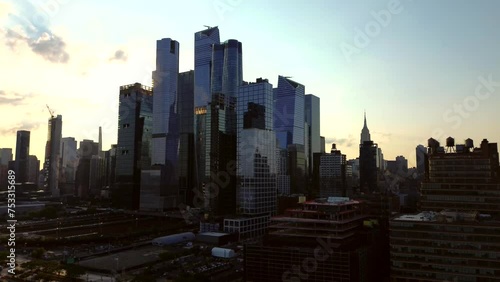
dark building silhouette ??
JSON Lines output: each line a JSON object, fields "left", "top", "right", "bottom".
{"left": 245, "top": 198, "right": 377, "bottom": 282}
{"left": 318, "top": 144, "right": 347, "bottom": 197}
{"left": 43, "top": 115, "right": 62, "bottom": 197}
{"left": 359, "top": 141, "right": 378, "bottom": 193}
{"left": 390, "top": 137, "right": 500, "bottom": 281}
{"left": 415, "top": 144, "right": 426, "bottom": 177}
{"left": 114, "top": 83, "right": 153, "bottom": 209}
{"left": 421, "top": 137, "right": 499, "bottom": 213}
{"left": 76, "top": 139, "right": 99, "bottom": 199}
{"left": 15, "top": 130, "right": 30, "bottom": 183}
{"left": 27, "top": 155, "right": 39, "bottom": 184}
{"left": 178, "top": 70, "right": 196, "bottom": 207}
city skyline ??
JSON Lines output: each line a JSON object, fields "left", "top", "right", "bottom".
{"left": 1, "top": 0, "right": 500, "bottom": 168}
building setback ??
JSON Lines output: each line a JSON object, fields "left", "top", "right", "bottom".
{"left": 141, "top": 38, "right": 180, "bottom": 211}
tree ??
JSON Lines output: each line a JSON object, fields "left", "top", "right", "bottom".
{"left": 31, "top": 248, "right": 46, "bottom": 259}
{"left": 62, "top": 264, "right": 86, "bottom": 279}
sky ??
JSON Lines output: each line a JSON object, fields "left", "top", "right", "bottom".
{"left": 1, "top": 0, "right": 500, "bottom": 169}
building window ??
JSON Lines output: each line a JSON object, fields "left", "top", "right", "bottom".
{"left": 123, "top": 124, "right": 130, "bottom": 128}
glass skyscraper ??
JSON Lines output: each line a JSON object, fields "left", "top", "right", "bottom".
{"left": 152, "top": 38, "right": 179, "bottom": 166}
{"left": 274, "top": 76, "right": 305, "bottom": 148}
{"left": 237, "top": 78, "right": 277, "bottom": 216}
{"left": 274, "top": 76, "right": 306, "bottom": 195}
{"left": 193, "top": 27, "right": 243, "bottom": 215}
{"left": 194, "top": 27, "right": 220, "bottom": 108}
{"left": 143, "top": 38, "right": 180, "bottom": 210}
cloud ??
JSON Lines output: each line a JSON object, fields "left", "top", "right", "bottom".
{"left": 109, "top": 49, "right": 128, "bottom": 62}
{"left": 325, "top": 135, "right": 356, "bottom": 148}
{"left": 3, "top": 1, "right": 70, "bottom": 63}
{"left": 0, "top": 120, "right": 43, "bottom": 135}
{"left": 0, "top": 90, "right": 31, "bottom": 106}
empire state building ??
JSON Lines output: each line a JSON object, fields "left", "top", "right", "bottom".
{"left": 360, "top": 111, "right": 371, "bottom": 144}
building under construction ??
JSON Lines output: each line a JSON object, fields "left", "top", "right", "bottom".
{"left": 245, "top": 197, "right": 380, "bottom": 282}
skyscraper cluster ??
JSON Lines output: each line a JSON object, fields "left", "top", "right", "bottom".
{"left": 121, "top": 26, "right": 325, "bottom": 220}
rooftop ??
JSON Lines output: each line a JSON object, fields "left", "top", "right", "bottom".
{"left": 303, "top": 197, "right": 360, "bottom": 206}
{"left": 393, "top": 211, "right": 484, "bottom": 222}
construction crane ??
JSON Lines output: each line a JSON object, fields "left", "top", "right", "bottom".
{"left": 46, "top": 104, "right": 55, "bottom": 118}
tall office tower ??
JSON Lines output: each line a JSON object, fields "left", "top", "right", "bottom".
{"left": 142, "top": 38, "right": 180, "bottom": 211}
{"left": 415, "top": 144, "right": 426, "bottom": 177}
{"left": 319, "top": 144, "right": 347, "bottom": 197}
{"left": 194, "top": 27, "right": 220, "bottom": 199}
{"left": 421, "top": 137, "right": 500, "bottom": 214}
{"left": 194, "top": 26, "right": 220, "bottom": 108}
{"left": 359, "top": 141, "right": 378, "bottom": 193}
{"left": 177, "top": 71, "right": 195, "bottom": 206}
{"left": 15, "top": 130, "right": 30, "bottom": 183}
{"left": 27, "top": 155, "right": 39, "bottom": 183}
{"left": 115, "top": 83, "right": 153, "bottom": 209}
{"left": 75, "top": 139, "right": 99, "bottom": 198}
{"left": 237, "top": 78, "right": 277, "bottom": 216}
{"left": 43, "top": 115, "right": 62, "bottom": 197}
{"left": 390, "top": 137, "right": 500, "bottom": 281}
{"left": 61, "top": 137, "right": 78, "bottom": 195}
{"left": 360, "top": 111, "right": 371, "bottom": 144}
{"left": 0, "top": 148, "right": 13, "bottom": 189}
{"left": 274, "top": 76, "right": 305, "bottom": 148}
{"left": 274, "top": 76, "right": 306, "bottom": 195}
{"left": 201, "top": 39, "right": 242, "bottom": 215}
{"left": 305, "top": 94, "right": 320, "bottom": 177}
{"left": 320, "top": 136, "right": 326, "bottom": 153}
{"left": 151, "top": 38, "right": 179, "bottom": 166}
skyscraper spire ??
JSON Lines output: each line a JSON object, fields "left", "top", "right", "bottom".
{"left": 360, "top": 111, "right": 371, "bottom": 144}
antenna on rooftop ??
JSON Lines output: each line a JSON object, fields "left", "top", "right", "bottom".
{"left": 204, "top": 25, "right": 212, "bottom": 29}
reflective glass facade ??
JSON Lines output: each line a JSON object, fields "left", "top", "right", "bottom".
{"left": 274, "top": 76, "right": 305, "bottom": 148}
{"left": 193, "top": 33, "right": 243, "bottom": 215}
{"left": 194, "top": 27, "right": 220, "bottom": 108}
{"left": 152, "top": 38, "right": 179, "bottom": 166}
{"left": 237, "top": 80, "right": 277, "bottom": 216}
